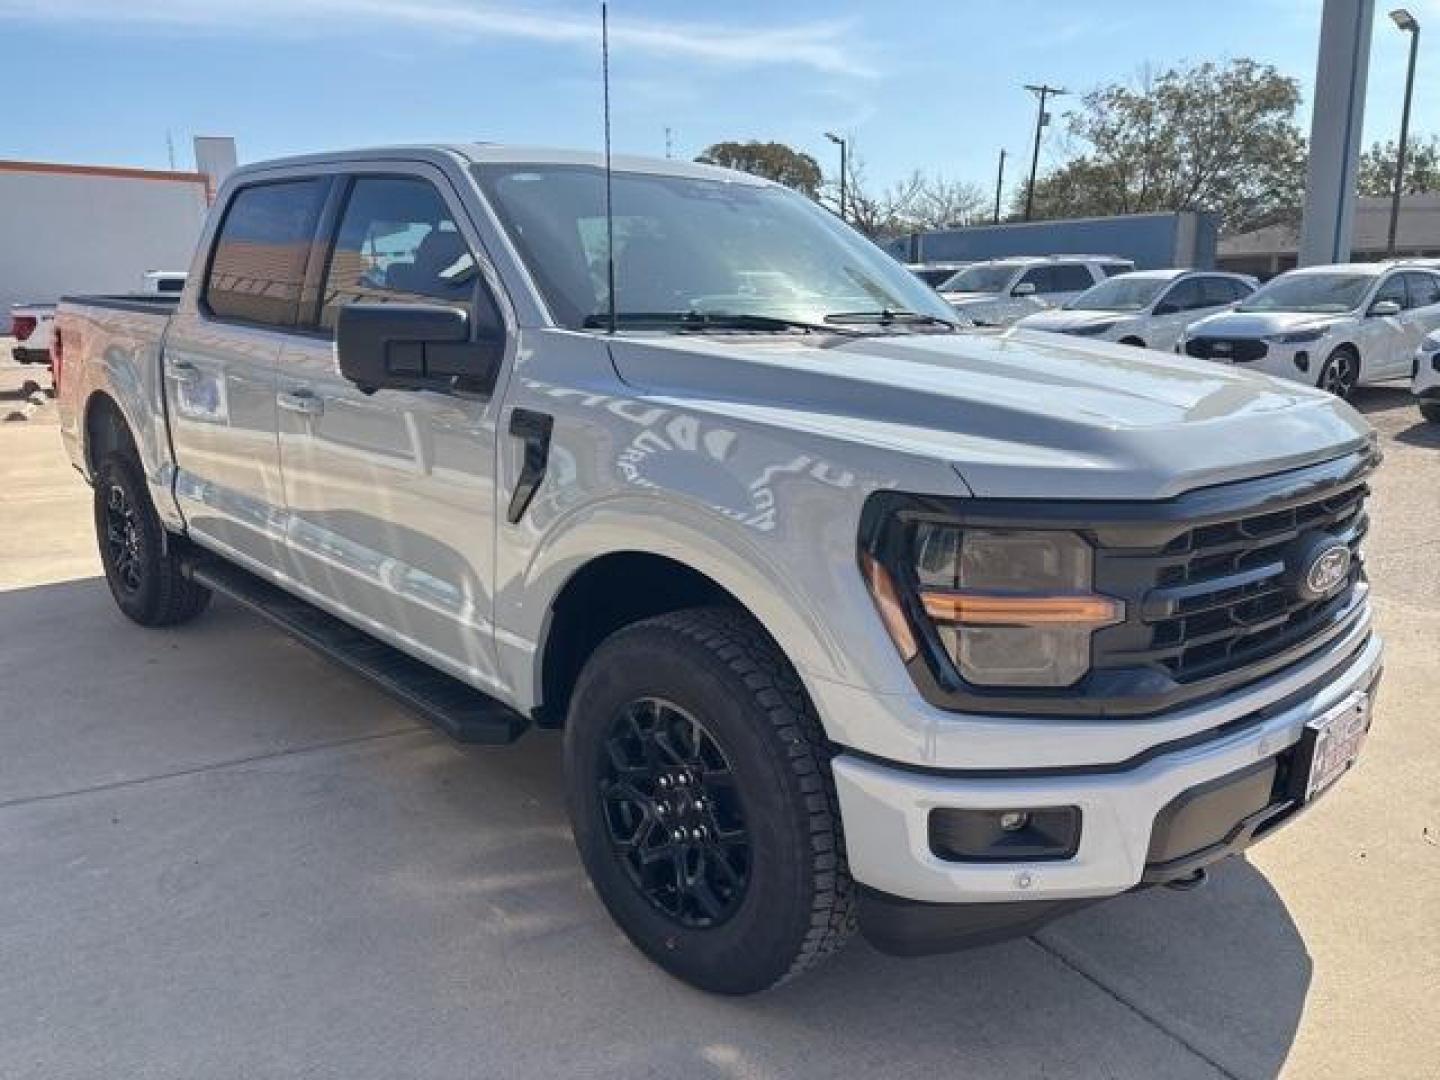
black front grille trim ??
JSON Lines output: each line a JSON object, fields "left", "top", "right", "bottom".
{"left": 1186, "top": 336, "right": 1269, "bottom": 363}
{"left": 858, "top": 443, "right": 1380, "bottom": 719}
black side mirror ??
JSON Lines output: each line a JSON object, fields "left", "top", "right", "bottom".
{"left": 336, "top": 303, "right": 504, "bottom": 394}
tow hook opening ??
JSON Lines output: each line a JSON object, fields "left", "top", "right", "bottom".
{"left": 1164, "top": 867, "right": 1208, "bottom": 892}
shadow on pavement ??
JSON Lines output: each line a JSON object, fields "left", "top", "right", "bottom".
{"left": 0, "top": 577, "right": 1314, "bottom": 1079}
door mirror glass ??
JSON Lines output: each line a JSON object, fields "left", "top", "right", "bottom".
{"left": 1012, "top": 281, "right": 1037, "bottom": 297}
{"left": 1369, "top": 299, "right": 1402, "bottom": 318}
{"left": 336, "top": 303, "right": 503, "bottom": 394}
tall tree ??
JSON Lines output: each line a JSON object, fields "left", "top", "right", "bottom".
{"left": 834, "top": 157, "right": 988, "bottom": 238}
{"left": 1017, "top": 60, "right": 1307, "bottom": 233}
{"left": 1358, "top": 135, "right": 1440, "bottom": 197}
{"left": 695, "top": 140, "right": 823, "bottom": 197}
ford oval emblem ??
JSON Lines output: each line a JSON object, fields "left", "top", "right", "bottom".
{"left": 1299, "top": 542, "right": 1351, "bottom": 601}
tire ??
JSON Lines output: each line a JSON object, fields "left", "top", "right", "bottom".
{"left": 1420, "top": 400, "right": 1440, "bottom": 424}
{"left": 1318, "top": 346, "right": 1360, "bottom": 399}
{"left": 93, "top": 452, "right": 211, "bottom": 627}
{"left": 563, "top": 607, "right": 856, "bottom": 994}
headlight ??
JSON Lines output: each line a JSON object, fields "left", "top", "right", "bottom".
{"left": 862, "top": 524, "right": 1123, "bottom": 688}
{"left": 1266, "top": 327, "right": 1327, "bottom": 344}
{"left": 1064, "top": 321, "right": 1117, "bottom": 336}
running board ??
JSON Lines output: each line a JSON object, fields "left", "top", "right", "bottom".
{"left": 184, "top": 557, "right": 529, "bottom": 745}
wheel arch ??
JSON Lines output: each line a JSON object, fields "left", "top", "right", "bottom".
{"left": 82, "top": 390, "right": 139, "bottom": 476}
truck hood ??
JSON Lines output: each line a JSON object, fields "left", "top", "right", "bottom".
{"left": 1014, "top": 309, "right": 1132, "bottom": 333}
{"left": 1186, "top": 310, "right": 1349, "bottom": 338}
{"left": 607, "top": 329, "right": 1371, "bottom": 501}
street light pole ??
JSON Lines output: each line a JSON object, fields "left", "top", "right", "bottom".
{"left": 825, "top": 131, "right": 848, "bottom": 221}
{"left": 1023, "top": 84, "right": 1066, "bottom": 222}
{"left": 994, "top": 149, "right": 1007, "bottom": 224}
{"left": 1388, "top": 9, "right": 1421, "bottom": 257}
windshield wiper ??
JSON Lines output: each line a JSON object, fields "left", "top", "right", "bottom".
{"left": 582, "top": 310, "right": 866, "bottom": 335}
{"left": 823, "top": 308, "right": 963, "bottom": 330}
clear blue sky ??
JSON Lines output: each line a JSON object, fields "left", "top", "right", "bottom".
{"left": 4, "top": 0, "right": 1437, "bottom": 201}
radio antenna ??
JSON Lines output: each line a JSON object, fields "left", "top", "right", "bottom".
{"left": 602, "top": 2, "right": 617, "bottom": 335}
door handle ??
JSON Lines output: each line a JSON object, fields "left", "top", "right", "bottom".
{"left": 169, "top": 360, "right": 200, "bottom": 384}
{"left": 507, "top": 409, "right": 553, "bottom": 524}
{"left": 277, "top": 389, "right": 324, "bottom": 417}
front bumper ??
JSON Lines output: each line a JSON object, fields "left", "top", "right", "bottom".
{"left": 833, "top": 628, "right": 1381, "bottom": 940}
{"left": 1195, "top": 340, "right": 1317, "bottom": 382}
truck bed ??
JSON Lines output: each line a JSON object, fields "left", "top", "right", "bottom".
{"left": 60, "top": 293, "right": 180, "bottom": 316}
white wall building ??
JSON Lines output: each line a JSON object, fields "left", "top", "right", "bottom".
{"left": 0, "top": 159, "right": 215, "bottom": 311}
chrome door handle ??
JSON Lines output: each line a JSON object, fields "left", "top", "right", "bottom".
{"left": 169, "top": 360, "right": 200, "bottom": 384}
{"left": 277, "top": 389, "right": 324, "bottom": 417}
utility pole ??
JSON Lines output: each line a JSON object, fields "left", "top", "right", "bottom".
{"left": 664, "top": 126, "right": 674, "bottom": 159}
{"left": 1023, "top": 83, "right": 1066, "bottom": 221}
{"left": 825, "top": 132, "right": 848, "bottom": 221}
{"left": 166, "top": 130, "right": 176, "bottom": 171}
{"left": 1387, "top": 9, "right": 1421, "bottom": 256}
{"left": 994, "top": 149, "right": 1007, "bottom": 223}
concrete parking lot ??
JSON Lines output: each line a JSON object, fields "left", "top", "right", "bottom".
{"left": 1, "top": 353, "right": 1436, "bottom": 1079}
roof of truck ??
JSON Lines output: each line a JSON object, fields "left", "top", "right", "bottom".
{"left": 232, "top": 143, "right": 768, "bottom": 185}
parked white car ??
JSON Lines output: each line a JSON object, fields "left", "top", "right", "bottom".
{"left": 1014, "top": 269, "right": 1257, "bottom": 351}
{"left": 1180, "top": 262, "right": 1440, "bottom": 398}
{"left": 9, "top": 303, "right": 55, "bottom": 365}
{"left": 1414, "top": 329, "right": 1440, "bottom": 423}
{"left": 938, "top": 255, "right": 1134, "bottom": 326}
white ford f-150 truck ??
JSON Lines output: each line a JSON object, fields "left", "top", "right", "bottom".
{"left": 55, "top": 145, "right": 1382, "bottom": 995}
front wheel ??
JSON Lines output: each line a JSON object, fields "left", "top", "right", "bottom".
{"left": 563, "top": 608, "right": 856, "bottom": 994}
{"left": 1318, "top": 347, "right": 1360, "bottom": 399}
{"left": 94, "top": 453, "right": 211, "bottom": 627}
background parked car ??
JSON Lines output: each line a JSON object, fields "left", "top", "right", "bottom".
{"left": 9, "top": 303, "right": 54, "bottom": 365}
{"left": 1013, "top": 269, "right": 1256, "bottom": 351}
{"left": 904, "top": 261, "right": 973, "bottom": 287}
{"left": 937, "top": 255, "right": 1135, "bottom": 326}
{"left": 1414, "top": 329, "right": 1440, "bottom": 423}
{"left": 1179, "top": 262, "right": 1440, "bottom": 399}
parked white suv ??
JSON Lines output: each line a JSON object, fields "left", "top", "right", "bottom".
{"left": 1180, "top": 262, "right": 1440, "bottom": 398}
{"left": 1414, "top": 329, "right": 1440, "bottom": 423}
{"left": 54, "top": 145, "right": 1382, "bottom": 994}
{"left": 9, "top": 303, "right": 55, "bottom": 365}
{"left": 939, "top": 255, "right": 1134, "bottom": 326}
{"left": 1014, "top": 269, "right": 1256, "bottom": 351}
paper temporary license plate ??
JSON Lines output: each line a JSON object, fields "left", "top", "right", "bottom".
{"left": 1300, "top": 691, "right": 1371, "bottom": 802}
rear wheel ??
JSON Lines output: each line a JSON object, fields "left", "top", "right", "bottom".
{"left": 1420, "top": 400, "right": 1440, "bottom": 424}
{"left": 563, "top": 607, "right": 855, "bottom": 994}
{"left": 1318, "top": 347, "right": 1360, "bottom": 399}
{"left": 94, "top": 453, "right": 211, "bottom": 627}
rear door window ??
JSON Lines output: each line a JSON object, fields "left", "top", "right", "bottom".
{"left": 1403, "top": 272, "right": 1440, "bottom": 309}
{"left": 319, "top": 175, "right": 482, "bottom": 330}
{"left": 1048, "top": 264, "right": 1096, "bottom": 292}
{"left": 1159, "top": 278, "right": 1205, "bottom": 312}
{"left": 204, "top": 179, "right": 328, "bottom": 327}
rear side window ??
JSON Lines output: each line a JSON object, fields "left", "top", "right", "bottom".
{"left": 1404, "top": 272, "right": 1440, "bottom": 309}
{"left": 320, "top": 176, "right": 480, "bottom": 330}
{"left": 1198, "top": 276, "right": 1243, "bottom": 307}
{"left": 1047, "top": 264, "right": 1097, "bottom": 292}
{"left": 204, "top": 179, "right": 327, "bottom": 327}
{"left": 1160, "top": 278, "right": 1205, "bottom": 311}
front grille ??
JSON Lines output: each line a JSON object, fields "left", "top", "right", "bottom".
{"left": 1093, "top": 469, "right": 1370, "bottom": 687}
{"left": 1186, "top": 337, "right": 1268, "bottom": 363}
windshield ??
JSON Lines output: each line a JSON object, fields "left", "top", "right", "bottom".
{"left": 1237, "top": 273, "right": 1374, "bottom": 314}
{"left": 472, "top": 164, "right": 957, "bottom": 330}
{"left": 1066, "top": 276, "right": 1168, "bottom": 311}
{"left": 939, "top": 263, "right": 1020, "bottom": 293}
